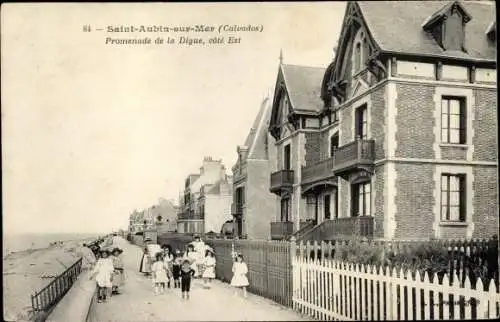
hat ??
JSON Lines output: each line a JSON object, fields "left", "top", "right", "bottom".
{"left": 144, "top": 238, "right": 152, "bottom": 242}
{"left": 193, "top": 234, "right": 200, "bottom": 239}
{"left": 111, "top": 247, "right": 123, "bottom": 254}
{"left": 175, "top": 249, "right": 181, "bottom": 254}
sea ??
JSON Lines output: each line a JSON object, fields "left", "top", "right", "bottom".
{"left": 2, "top": 233, "right": 101, "bottom": 257}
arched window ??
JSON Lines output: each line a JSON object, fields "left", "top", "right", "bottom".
{"left": 353, "top": 30, "right": 371, "bottom": 74}
{"left": 354, "top": 42, "right": 361, "bottom": 73}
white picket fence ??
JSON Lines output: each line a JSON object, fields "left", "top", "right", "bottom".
{"left": 292, "top": 256, "right": 500, "bottom": 321}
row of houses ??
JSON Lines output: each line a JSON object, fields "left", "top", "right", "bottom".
{"left": 176, "top": 157, "right": 234, "bottom": 235}
{"left": 174, "top": 0, "right": 497, "bottom": 242}
{"left": 229, "top": 0, "right": 498, "bottom": 242}
{"left": 128, "top": 198, "right": 179, "bottom": 234}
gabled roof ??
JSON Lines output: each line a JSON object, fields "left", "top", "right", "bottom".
{"left": 357, "top": 1, "right": 496, "bottom": 61}
{"left": 422, "top": 1, "right": 472, "bottom": 29}
{"left": 280, "top": 64, "right": 326, "bottom": 113}
{"left": 248, "top": 97, "right": 273, "bottom": 159}
{"left": 243, "top": 98, "right": 267, "bottom": 149}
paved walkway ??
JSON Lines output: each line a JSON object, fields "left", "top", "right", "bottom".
{"left": 93, "top": 237, "right": 314, "bottom": 321}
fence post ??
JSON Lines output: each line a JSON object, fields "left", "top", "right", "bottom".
{"left": 290, "top": 236, "right": 296, "bottom": 308}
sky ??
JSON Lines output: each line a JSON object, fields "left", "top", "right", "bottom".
{"left": 1, "top": 2, "right": 346, "bottom": 234}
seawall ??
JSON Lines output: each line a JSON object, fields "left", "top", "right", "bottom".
{"left": 44, "top": 237, "right": 113, "bottom": 322}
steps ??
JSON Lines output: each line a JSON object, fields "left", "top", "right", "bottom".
{"left": 289, "top": 221, "right": 317, "bottom": 241}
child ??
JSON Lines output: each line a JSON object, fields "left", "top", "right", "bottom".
{"left": 202, "top": 249, "right": 216, "bottom": 288}
{"left": 139, "top": 246, "right": 152, "bottom": 276}
{"left": 110, "top": 248, "right": 124, "bottom": 294}
{"left": 230, "top": 254, "right": 249, "bottom": 298}
{"left": 90, "top": 249, "right": 114, "bottom": 303}
{"left": 162, "top": 245, "right": 174, "bottom": 288}
{"left": 172, "top": 250, "right": 182, "bottom": 288}
{"left": 183, "top": 244, "right": 199, "bottom": 277}
{"left": 180, "top": 259, "right": 195, "bottom": 300}
{"left": 151, "top": 253, "right": 171, "bottom": 295}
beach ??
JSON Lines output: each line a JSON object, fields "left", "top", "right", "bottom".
{"left": 3, "top": 235, "right": 99, "bottom": 321}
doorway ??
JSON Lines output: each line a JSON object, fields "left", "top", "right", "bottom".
{"left": 324, "top": 194, "right": 331, "bottom": 220}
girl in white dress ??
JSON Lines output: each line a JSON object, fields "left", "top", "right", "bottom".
{"left": 183, "top": 244, "right": 199, "bottom": 277}
{"left": 230, "top": 254, "right": 249, "bottom": 298}
{"left": 90, "top": 249, "right": 114, "bottom": 303}
{"left": 202, "top": 250, "right": 216, "bottom": 288}
{"left": 151, "top": 253, "right": 171, "bottom": 295}
{"left": 162, "top": 245, "right": 174, "bottom": 288}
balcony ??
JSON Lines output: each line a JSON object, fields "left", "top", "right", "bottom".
{"left": 269, "top": 169, "right": 294, "bottom": 194}
{"left": 270, "top": 221, "right": 294, "bottom": 240}
{"left": 231, "top": 202, "right": 243, "bottom": 217}
{"left": 300, "top": 216, "right": 374, "bottom": 241}
{"left": 301, "top": 157, "right": 337, "bottom": 193}
{"left": 177, "top": 212, "right": 203, "bottom": 221}
{"left": 233, "top": 162, "right": 247, "bottom": 184}
{"left": 333, "top": 139, "right": 375, "bottom": 179}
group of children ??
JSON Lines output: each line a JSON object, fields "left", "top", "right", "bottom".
{"left": 141, "top": 242, "right": 249, "bottom": 300}
{"left": 89, "top": 247, "right": 125, "bottom": 303}
{"left": 141, "top": 244, "right": 217, "bottom": 299}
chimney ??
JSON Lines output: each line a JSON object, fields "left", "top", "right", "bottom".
{"left": 237, "top": 145, "right": 249, "bottom": 161}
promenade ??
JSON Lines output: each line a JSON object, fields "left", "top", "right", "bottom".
{"left": 93, "top": 237, "right": 313, "bottom": 321}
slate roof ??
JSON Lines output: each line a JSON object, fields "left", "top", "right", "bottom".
{"left": 280, "top": 64, "right": 326, "bottom": 113}
{"left": 358, "top": 1, "right": 496, "bottom": 61}
{"left": 243, "top": 98, "right": 267, "bottom": 149}
{"left": 247, "top": 97, "right": 273, "bottom": 160}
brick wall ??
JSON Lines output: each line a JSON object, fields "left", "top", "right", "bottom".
{"left": 472, "top": 167, "right": 499, "bottom": 239}
{"left": 339, "top": 180, "right": 349, "bottom": 219}
{"left": 473, "top": 89, "right": 497, "bottom": 162}
{"left": 395, "top": 84, "right": 435, "bottom": 159}
{"left": 304, "top": 132, "right": 320, "bottom": 166}
{"left": 374, "top": 164, "right": 385, "bottom": 238}
{"left": 340, "top": 106, "right": 353, "bottom": 145}
{"left": 371, "top": 86, "right": 386, "bottom": 161}
{"left": 246, "top": 161, "right": 277, "bottom": 240}
{"left": 394, "top": 163, "right": 435, "bottom": 239}
{"left": 441, "top": 146, "right": 468, "bottom": 160}
{"left": 319, "top": 130, "right": 329, "bottom": 161}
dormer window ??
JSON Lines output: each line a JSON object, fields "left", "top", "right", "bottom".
{"left": 422, "top": 1, "right": 472, "bottom": 52}
{"left": 352, "top": 30, "right": 371, "bottom": 75}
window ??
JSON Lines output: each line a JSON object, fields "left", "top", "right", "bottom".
{"left": 330, "top": 134, "right": 339, "bottom": 158}
{"left": 443, "top": 9, "right": 465, "bottom": 51}
{"left": 280, "top": 198, "right": 290, "bottom": 222}
{"left": 351, "top": 182, "right": 371, "bottom": 217}
{"left": 362, "top": 38, "right": 370, "bottom": 62}
{"left": 355, "top": 105, "right": 368, "bottom": 139}
{"left": 441, "top": 97, "right": 466, "bottom": 144}
{"left": 354, "top": 42, "right": 361, "bottom": 73}
{"left": 324, "top": 194, "right": 331, "bottom": 220}
{"left": 441, "top": 174, "right": 466, "bottom": 222}
{"left": 284, "top": 144, "right": 291, "bottom": 170}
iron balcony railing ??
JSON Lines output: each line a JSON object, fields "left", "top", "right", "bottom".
{"left": 177, "top": 212, "right": 204, "bottom": 220}
{"left": 270, "top": 221, "right": 294, "bottom": 240}
{"left": 233, "top": 162, "right": 247, "bottom": 183}
{"left": 300, "top": 216, "right": 375, "bottom": 241}
{"left": 333, "top": 138, "right": 375, "bottom": 174}
{"left": 269, "top": 169, "right": 294, "bottom": 193}
{"left": 31, "top": 257, "right": 83, "bottom": 314}
{"left": 301, "top": 157, "right": 335, "bottom": 184}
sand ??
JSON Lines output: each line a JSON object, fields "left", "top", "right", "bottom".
{"left": 3, "top": 239, "right": 95, "bottom": 321}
